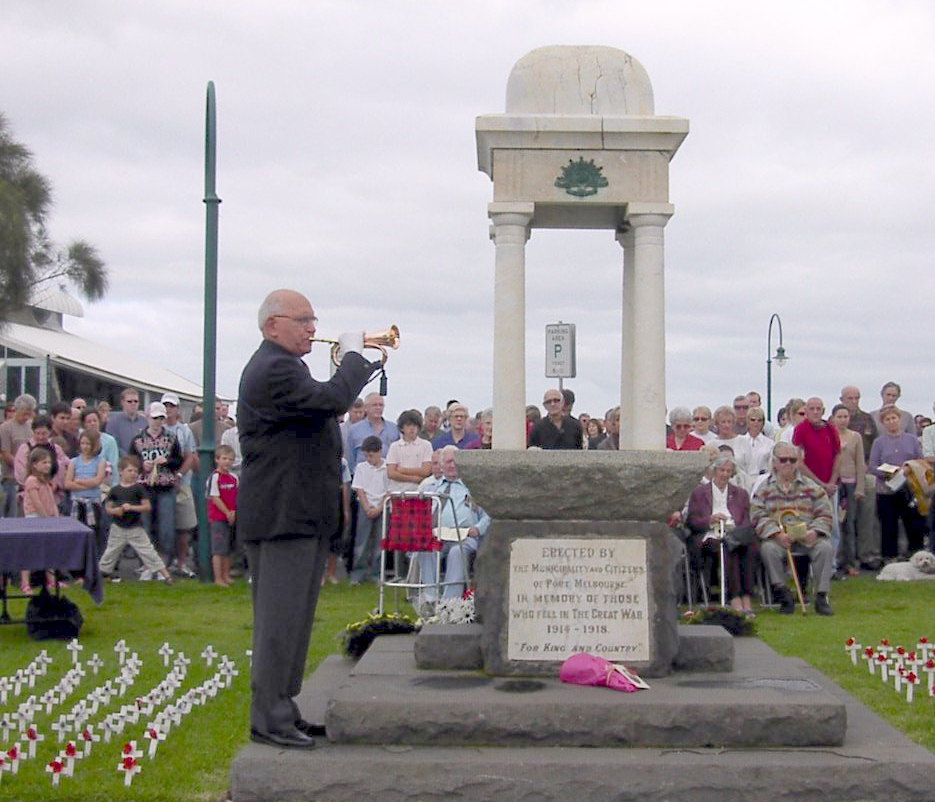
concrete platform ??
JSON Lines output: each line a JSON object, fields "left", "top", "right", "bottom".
{"left": 229, "top": 637, "right": 935, "bottom": 801}
{"left": 327, "top": 636, "right": 843, "bottom": 748}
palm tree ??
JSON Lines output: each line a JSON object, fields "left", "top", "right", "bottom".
{"left": 0, "top": 113, "right": 107, "bottom": 321}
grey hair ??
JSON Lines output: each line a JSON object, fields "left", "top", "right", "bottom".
{"left": 481, "top": 407, "right": 493, "bottom": 422}
{"left": 257, "top": 293, "right": 288, "bottom": 330}
{"left": 772, "top": 441, "right": 800, "bottom": 460}
{"left": 711, "top": 454, "right": 735, "bottom": 473}
{"left": 713, "top": 405, "right": 735, "bottom": 423}
{"left": 668, "top": 406, "right": 692, "bottom": 425}
{"left": 13, "top": 394, "right": 37, "bottom": 412}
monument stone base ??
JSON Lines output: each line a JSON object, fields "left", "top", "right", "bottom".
{"left": 229, "top": 636, "right": 935, "bottom": 802}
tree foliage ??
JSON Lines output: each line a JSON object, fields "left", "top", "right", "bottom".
{"left": 0, "top": 113, "right": 107, "bottom": 321}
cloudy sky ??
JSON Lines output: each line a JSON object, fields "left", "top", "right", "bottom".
{"left": 4, "top": 1, "right": 934, "bottom": 423}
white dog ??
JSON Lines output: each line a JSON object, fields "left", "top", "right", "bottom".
{"left": 876, "top": 550, "right": 935, "bottom": 581}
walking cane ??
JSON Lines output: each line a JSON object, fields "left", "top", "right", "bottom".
{"left": 717, "top": 520, "right": 727, "bottom": 608}
{"left": 785, "top": 547, "right": 807, "bottom": 614}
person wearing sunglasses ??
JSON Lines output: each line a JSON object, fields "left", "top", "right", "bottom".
{"left": 775, "top": 398, "right": 806, "bottom": 444}
{"left": 666, "top": 407, "right": 704, "bottom": 451}
{"left": 690, "top": 406, "right": 717, "bottom": 444}
{"left": 528, "top": 389, "right": 583, "bottom": 450}
{"left": 751, "top": 441, "right": 834, "bottom": 615}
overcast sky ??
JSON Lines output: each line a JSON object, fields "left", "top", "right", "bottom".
{"left": 4, "top": 1, "right": 934, "bottom": 424}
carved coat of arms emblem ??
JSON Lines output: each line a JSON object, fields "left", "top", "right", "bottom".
{"left": 554, "top": 157, "right": 609, "bottom": 197}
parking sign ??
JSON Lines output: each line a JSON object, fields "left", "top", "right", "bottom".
{"left": 545, "top": 323, "right": 576, "bottom": 378}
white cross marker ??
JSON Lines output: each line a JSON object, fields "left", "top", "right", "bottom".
{"left": 114, "top": 639, "right": 129, "bottom": 665}
{"left": 46, "top": 758, "right": 65, "bottom": 786}
{"left": 66, "top": 639, "right": 83, "bottom": 665}
{"left": 24, "top": 724, "right": 44, "bottom": 758}
{"left": 86, "top": 654, "right": 103, "bottom": 675}
{"left": 79, "top": 726, "right": 100, "bottom": 757}
{"left": 5, "top": 744, "right": 20, "bottom": 774}
{"left": 158, "top": 642, "right": 174, "bottom": 667}
{"left": 201, "top": 645, "right": 217, "bottom": 666}
{"left": 144, "top": 726, "right": 167, "bottom": 759}
{"left": 117, "top": 754, "right": 142, "bottom": 787}
{"left": 61, "top": 741, "right": 82, "bottom": 776}
{"left": 51, "top": 717, "right": 71, "bottom": 743}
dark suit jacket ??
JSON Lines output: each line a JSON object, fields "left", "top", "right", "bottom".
{"left": 686, "top": 481, "right": 750, "bottom": 535}
{"left": 237, "top": 339, "right": 373, "bottom": 542}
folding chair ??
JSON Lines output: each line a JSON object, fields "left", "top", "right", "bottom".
{"left": 377, "top": 491, "right": 468, "bottom": 615}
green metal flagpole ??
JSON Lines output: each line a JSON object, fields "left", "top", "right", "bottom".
{"left": 194, "top": 81, "right": 221, "bottom": 581}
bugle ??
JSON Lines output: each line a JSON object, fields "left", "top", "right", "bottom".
{"left": 310, "top": 325, "right": 400, "bottom": 366}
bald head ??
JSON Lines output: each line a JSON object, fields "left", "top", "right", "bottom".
{"left": 258, "top": 289, "right": 316, "bottom": 356}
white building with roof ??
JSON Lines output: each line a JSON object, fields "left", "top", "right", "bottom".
{"left": 0, "top": 286, "right": 202, "bottom": 411}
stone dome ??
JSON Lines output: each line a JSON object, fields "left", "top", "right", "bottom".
{"left": 505, "top": 45, "right": 654, "bottom": 116}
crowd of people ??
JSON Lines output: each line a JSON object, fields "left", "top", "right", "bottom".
{"left": 1, "top": 378, "right": 933, "bottom": 616}
{"left": 0, "top": 389, "right": 241, "bottom": 590}
{"left": 329, "top": 381, "right": 935, "bottom": 618}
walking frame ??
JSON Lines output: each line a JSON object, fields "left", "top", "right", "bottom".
{"left": 377, "top": 490, "right": 470, "bottom": 615}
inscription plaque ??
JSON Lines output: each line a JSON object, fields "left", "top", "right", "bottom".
{"left": 508, "top": 537, "right": 650, "bottom": 661}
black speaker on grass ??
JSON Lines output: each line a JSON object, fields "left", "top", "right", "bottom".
{"left": 25, "top": 588, "right": 83, "bottom": 640}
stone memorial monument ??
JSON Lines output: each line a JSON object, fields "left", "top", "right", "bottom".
{"left": 476, "top": 45, "right": 688, "bottom": 450}
{"left": 229, "top": 46, "right": 935, "bottom": 802}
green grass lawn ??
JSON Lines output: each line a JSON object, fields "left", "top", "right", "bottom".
{"left": 0, "top": 578, "right": 381, "bottom": 802}
{"left": 0, "top": 574, "right": 932, "bottom": 801}
{"left": 754, "top": 574, "right": 935, "bottom": 754}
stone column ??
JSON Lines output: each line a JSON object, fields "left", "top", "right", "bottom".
{"left": 627, "top": 208, "right": 671, "bottom": 450}
{"left": 616, "top": 227, "right": 635, "bottom": 448}
{"left": 488, "top": 202, "right": 534, "bottom": 450}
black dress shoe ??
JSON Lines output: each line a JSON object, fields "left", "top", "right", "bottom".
{"left": 295, "top": 719, "right": 326, "bottom": 737}
{"left": 250, "top": 727, "right": 317, "bottom": 749}
{"left": 772, "top": 585, "right": 795, "bottom": 614}
{"left": 814, "top": 593, "right": 833, "bottom": 616}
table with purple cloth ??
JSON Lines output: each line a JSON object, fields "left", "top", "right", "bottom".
{"left": 0, "top": 517, "right": 103, "bottom": 606}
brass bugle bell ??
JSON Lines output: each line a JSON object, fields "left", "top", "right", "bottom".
{"left": 310, "top": 325, "right": 400, "bottom": 366}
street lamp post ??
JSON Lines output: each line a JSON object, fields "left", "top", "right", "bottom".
{"left": 766, "top": 313, "right": 788, "bottom": 423}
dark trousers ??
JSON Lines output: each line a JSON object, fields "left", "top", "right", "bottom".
{"left": 877, "top": 491, "right": 925, "bottom": 559}
{"left": 688, "top": 531, "right": 758, "bottom": 599}
{"left": 245, "top": 536, "right": 327, "bottom": 736}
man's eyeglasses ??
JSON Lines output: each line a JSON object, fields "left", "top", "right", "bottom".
{"left": 733, "top": 404, "right": 749, "bottom": 410}
{"left": 273, "top": 314, "right": 318, "bottom": 327}
{"left": 544, "top": 398, "right": 562, "bottom": 405}
{"left": 777, "top": 456, "right": 798, "bottom": 464}
{"left": 693, "top": 416, "right": 709, "bottom": 422}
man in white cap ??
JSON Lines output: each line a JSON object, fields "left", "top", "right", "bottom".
{"left": 129, "top": 401, "right": 183, "bottom": 571}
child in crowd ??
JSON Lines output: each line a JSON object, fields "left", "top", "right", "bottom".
{"left": 21, "top": 448, "right": 59, "bottom": 594}
{"left": 207, "top": 444, "right": 238, "bottom": 587}
{"left": 65, "top": 430, "right": 107, "bottom": 557}
{"left": 100, "top": 455, "right": 173, "bottom": 584}
{"left": 349, "top": 435, "right": 388, "bottom": 586}
{"left": 386, "top": 409, "right": 432, "bottom": 493}
{"left": 321, "top": 455, "right": 351, "bottom": 587}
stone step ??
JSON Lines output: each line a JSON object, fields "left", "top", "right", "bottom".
{"left": 326, "top": 637, "right": 844, "bottom": 748}
{"left": 414, "top": 622, "right": 734, "bottom": 672}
